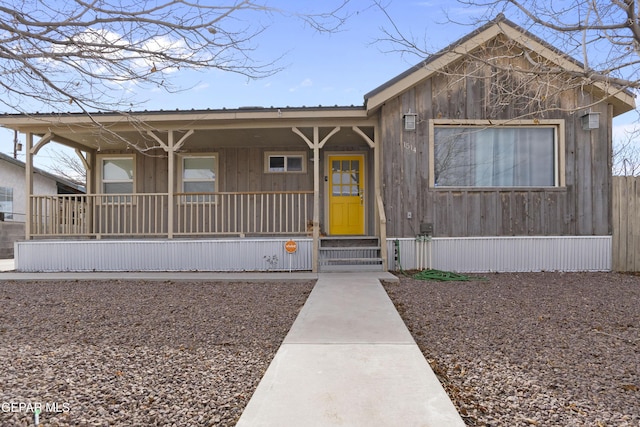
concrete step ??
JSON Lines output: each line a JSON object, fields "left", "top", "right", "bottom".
{"left": 320, "top": 263, "right": 384, "bottom": 272}
{"left": 319, "top": 236, "right": 383, "bottom": 272}
{"left": 320, "top": 236, "right": 379, "bottom": 248}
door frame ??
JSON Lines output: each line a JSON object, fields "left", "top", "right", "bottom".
{"left": 324, "top": 151, "right": 367, "bottom": 236}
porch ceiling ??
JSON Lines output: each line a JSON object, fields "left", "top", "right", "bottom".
{"left": 0, "top": 107, "right": 376, "bottom": 152}
{"left": 106, "top": 126, "right": 375, "bottom": 151}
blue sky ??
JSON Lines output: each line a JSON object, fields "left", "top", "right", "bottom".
{"left": 1, "top": 0, "right": 638, "bottom": 172}
{"left": 134, "top": 0, "right": 470, "bottom": 111}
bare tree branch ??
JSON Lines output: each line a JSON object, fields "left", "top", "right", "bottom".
{"left": 0, "top": 0, "right": 352, "bottom": 115}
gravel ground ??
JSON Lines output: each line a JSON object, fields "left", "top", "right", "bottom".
{"left": 384, "top": 272, "right": 640, "bottom": 427}
{"left": 0, "top": 280, "right": 314, "bottom": 427}
{"left": 3, "top": 274, "right": 638, "bottom": 427}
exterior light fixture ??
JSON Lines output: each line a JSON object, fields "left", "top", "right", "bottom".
{"left": 403, "top": 110, "right": 417, "bottom": 131}
{"left": 581, "top": 111, "right": 600, "bottom": 130}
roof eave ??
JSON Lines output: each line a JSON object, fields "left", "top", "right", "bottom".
{"left": 364, "top": 17, "right": 636, "bottom": 117}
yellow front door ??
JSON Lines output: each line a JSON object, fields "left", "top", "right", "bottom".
{"left": 328, "top": 155, "right": 365, "bottom": 235}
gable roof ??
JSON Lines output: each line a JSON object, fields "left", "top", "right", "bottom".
{"left": 0, "top": 152, "right": 85, "bottom": 193}
{"left": 364, "top": 14, "right": 636, "bottom": 116}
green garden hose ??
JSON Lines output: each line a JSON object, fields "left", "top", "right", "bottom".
{"left": 412, "top": 268, "right": 482, "bottom": 282}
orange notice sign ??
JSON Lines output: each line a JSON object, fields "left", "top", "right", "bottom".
{"left": 284, "top": 240, "right": 298, "bottom": 254}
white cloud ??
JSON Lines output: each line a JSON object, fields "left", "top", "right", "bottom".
{"left": 289, "top": 78, "right": 313, "bottom": 92}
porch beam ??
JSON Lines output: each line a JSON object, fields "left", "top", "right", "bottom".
{"left": 47, "top": 134, "right": 95, "bottom": 154}
{"left": 319, "top": 127, "right": 340, "bottom": 148}
{"left": 352, "top": 126, "right": 376, "bottom": 148}
{"left": 291, "top": 127, "right": 314, "bottom": 150}
{"left": 75, "top": 149, "right": 90, "bottom": 171}
{"left": 146, "top": 130, "right": 169, "bottom": 152}
{"left": 174, "top": 129, "right": 194, "bottom": 151}
{"left": 30, "top": 132, "right": 53, "bottom": 155}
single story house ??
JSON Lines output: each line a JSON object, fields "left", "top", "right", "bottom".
{"left": 0, "top": 151, "right": 84, "bottom": 258}
{"left": 0, "top": 15, "right": 634, "bottom": 272}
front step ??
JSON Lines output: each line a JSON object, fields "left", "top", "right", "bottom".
{"left": 319, "top": 236, "right": 384, "bottom": 272}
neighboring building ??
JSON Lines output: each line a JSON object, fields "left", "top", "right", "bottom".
{"left": 0, "top": 16, "right": 635, "bottom": 272}
{"left": 0, "top": 152, "right": 84, "bottom": 258}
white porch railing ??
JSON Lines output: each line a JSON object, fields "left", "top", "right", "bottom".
{"left": 28, "top": 191, "right": 313, "bottom": 238}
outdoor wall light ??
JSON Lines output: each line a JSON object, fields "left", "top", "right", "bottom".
{"left": 403, "top": 110, "right": 417, "bottom": 131}
{"left": 581, "top": 111, "right": 600, "bottom": 130}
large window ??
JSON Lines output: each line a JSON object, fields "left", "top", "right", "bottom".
{"left": 0, "top": 186, "right": 13, "bottom": 220}
{"left": 100, "top": 156, "right": 134, "bottom": 193}
{"left": 432, "top": 121, "right": 561, "bottom": 188}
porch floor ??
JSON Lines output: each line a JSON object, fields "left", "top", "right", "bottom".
{"left": 236, "top": 272, "right": 464, "bottom": 426}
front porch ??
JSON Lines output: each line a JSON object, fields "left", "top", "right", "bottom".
{"left": 7, "top": 107, "right": 388, "bottom": 272}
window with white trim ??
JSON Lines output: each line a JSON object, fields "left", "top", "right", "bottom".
{"left": 180, "top": 155, "right": 217, "bottom": 203}
{"left": 100, "top": 156, "right": 134, "bottom": 193}
{"left": 432, "top": 122, "right": 560, "bottom": 187}
{"left": 265, "top": 152, "right": 306, "bottom": 173}
{"left": 182, "top": 155, "right": 217, "bottom": 193}
{"left": 0, "top": 186, "right": 13, "bottom": 220}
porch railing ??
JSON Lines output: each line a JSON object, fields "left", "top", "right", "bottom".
{"left": 174, "top": 191, "right": 312, "bottom": 236}
{"left": 29, "top": 191, "right": 313, "bottom": 238}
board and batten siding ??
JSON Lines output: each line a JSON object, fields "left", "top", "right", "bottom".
{"left": 379, "top": 54, "right": 613, "bottom": 238}
{"left": 612, "top": 176, "right": 640, "bottom": 272}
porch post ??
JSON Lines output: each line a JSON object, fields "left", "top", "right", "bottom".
{"left": 25, "top": 133, "right": 33, "bottom": 240}
{"left": 374, "top": 125, "right": 388, "bottom": 270}
{"left": 167, "top": 131, "right": 175, "bottom": 239}
{"left": 75, "top": 149, "right": 94, "bottom": 236}
{"left": 353, "top": 125, "right": 387, "bottom": 271}
{"left": 147, "top": 129, "right": 193, "bottom": 239}
{"left": 312, "top": 127, "right": 320, "bottom": 273}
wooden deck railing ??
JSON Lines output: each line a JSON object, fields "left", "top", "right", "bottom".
{"left": 29, "top": 191, "right": 313, "bottom": 238}
{"left": 174, "top": 191, "right": 313, "bottom": 235}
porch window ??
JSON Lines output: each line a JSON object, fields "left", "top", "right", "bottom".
{"left": 431, "top": 121, "right": 562, "bottom": 187}
{"left": 181, "top": 155, "right": 217, "bottom": 202}
{"left": 100, "top": 157, "right": 134, "bottom": 193}
{"left": 265, "top": 152, "right": 306, "bottom": 173}
{"left": 0, "top": 186, "right": 13, "bottom": 220}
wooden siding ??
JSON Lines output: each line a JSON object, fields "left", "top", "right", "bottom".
{"left": 380, "top": 44, "right": 614, "bottom": 238}
{"left": 612, "top": 176, "right": 640, "bottom": 272}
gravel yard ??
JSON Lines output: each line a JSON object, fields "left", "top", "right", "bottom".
{"left": 2, "top": 273, "right": 639, "bottom": 427}
{"left": 384, "top": 272, "right": 640, "bottom": 427}
{"left": 0, "top": 280, "right": 314, "bottom": 427}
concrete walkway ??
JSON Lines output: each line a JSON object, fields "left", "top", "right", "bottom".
{"left": 237, "top": 273, "right": 465, "bottom": 427}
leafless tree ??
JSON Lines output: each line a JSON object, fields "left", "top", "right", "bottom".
{"left": 613, "top": 133, "right": 640, "bottom": 175}
{"left": 46, "top": 146, "right": 87, "bottom": 184}
{"left": 0, "top": 0, "right": 351, "bottom": 115}
{"left": 378, "top": 0, "right": 640, "bottom": 91}
{"left": 374, "top": 0, "right": 640, "bottom": 174}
